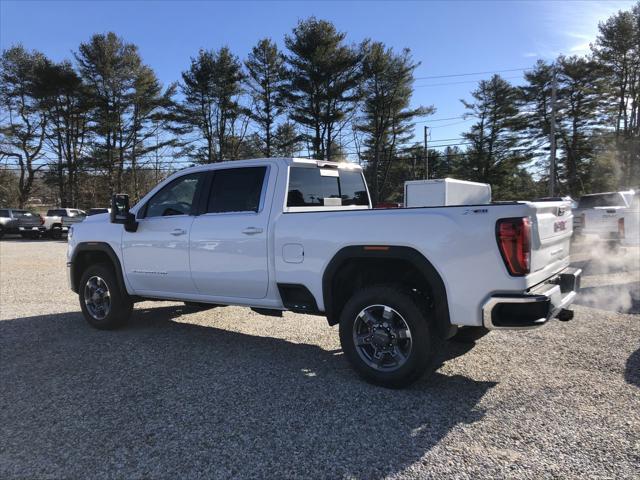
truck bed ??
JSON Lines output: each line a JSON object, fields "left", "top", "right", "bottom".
{"left": 274, "top": 200, "right": 572, "bottom": 327}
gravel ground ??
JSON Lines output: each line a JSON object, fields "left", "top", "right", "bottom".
{"left": 0, "top": 238, "right": 638, "bottom": 479}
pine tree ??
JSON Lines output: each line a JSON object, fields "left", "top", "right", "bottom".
{"left": 38, "top": 60, "right": 92, "bottom": 207}
{"left": 76, "top": 33, "right": 174, "bottom": 196}
{"left": 178, "top": 47, "right": 246, "bottom": 163}
{"left": 245, "top": 39, "right": 287, "bottom": 157}
{"left": 284, "top": 17, "right": 362, "bottom": 160}
{"left": 356, "top": 42, "right": 431, "bottom": 203}
{"left": 592, "top": 4, "right": 640, "bottom": 184}
{"left": 460, "top": 75, "right": 530, "bottom": 199}
{"left": 0, "top": 46, "right": 49, "bottom": 207}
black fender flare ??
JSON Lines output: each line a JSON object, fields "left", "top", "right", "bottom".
{"left": 321, "top": 245, "right": 453, "bottom": 338}
{"left": 70, "top": 242, "right": 128, "bottom": 297}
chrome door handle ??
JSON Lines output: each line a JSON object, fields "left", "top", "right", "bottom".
{"left": 242, "top": 227, "right": 263, "bottom": 235}
{"left": 171, "top": 228, "right": 186, "bottom": 236}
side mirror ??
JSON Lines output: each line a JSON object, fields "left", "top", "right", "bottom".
{"left": 110, "top": 194, "right": 138, "bottom": 232}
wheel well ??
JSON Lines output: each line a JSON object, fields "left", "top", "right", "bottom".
{"left": 72, "top": 251, "right": 114, "bottom": 289}
{"left": 323, "top": 247, "right": 454, "bottom": 338}
{"left": 70, "top": 243, "right": 126, "bottom": 296}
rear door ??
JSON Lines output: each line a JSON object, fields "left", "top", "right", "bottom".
{"left": 189, "top": 165, "right": 272, "bottom": 299}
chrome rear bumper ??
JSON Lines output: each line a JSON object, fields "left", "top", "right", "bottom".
{"left": 482, "top": 267, "right": 581, "bottom": 330}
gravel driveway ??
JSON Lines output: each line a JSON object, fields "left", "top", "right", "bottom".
{"left": 1, "top": 239, "right": 638, "bottom": 479}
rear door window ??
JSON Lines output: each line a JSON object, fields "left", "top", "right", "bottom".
{"left": 206, "top": 167, "right": 267, "bottom": 214}
{"left": 0, "top": 209, "right": 9, "bottom": 218}
{"left": 286, "top": 166, "right": 369, "bottom": 207}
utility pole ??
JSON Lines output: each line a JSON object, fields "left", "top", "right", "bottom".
{"left": 424, "top": 125, "right": 429, "bottom": 179}
{"left": 549, "top": 66, "right": 558, "bottom": 196}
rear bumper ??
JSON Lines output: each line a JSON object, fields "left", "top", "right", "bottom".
{"left": 482, "top": 267, "right": 581, "bottom": 330}
{"left": 17, "top": 226, "right": 46, "bottom": 233}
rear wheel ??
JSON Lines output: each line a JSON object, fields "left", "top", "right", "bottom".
{"left": 339, "top": 285, "right": 439, "bottom": 388}
{"left": 79, "top": 264, "right": 132, "bottom": 330}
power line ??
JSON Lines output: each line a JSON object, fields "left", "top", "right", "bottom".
{"left": 414, "top": 67, "right": 529, "bottom": 81}
{"left": 414, "top": 75, "right": 524, "bottom": 88}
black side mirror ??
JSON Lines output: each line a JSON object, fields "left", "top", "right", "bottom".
{"left": 110, "top": 194, "right": 138, "bottom": 232}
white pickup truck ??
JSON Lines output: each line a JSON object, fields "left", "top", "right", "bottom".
{"left": 67, "top": 158, "right": 580, "bottom": 387}
{"left": 574, "top": 190, "right": 635, "bottom": 241}
{"left": 44, "top": 208, "right": 86, "bottom": 239}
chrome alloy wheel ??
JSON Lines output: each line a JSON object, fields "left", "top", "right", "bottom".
{"left": 83, "top": 276, "right": 111, "bottom": 320}
{"left": 352, "top": 304, "right": 413, "bottom": 372}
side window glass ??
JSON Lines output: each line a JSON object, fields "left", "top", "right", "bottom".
{"left": 145, "top": 173, "right": 204, "bottom": 218}
{"left": 206, "top": 167, "right": 267, "bottom": 214}
{"left": 0, "top": 209, "right": 10, "bottom": 218}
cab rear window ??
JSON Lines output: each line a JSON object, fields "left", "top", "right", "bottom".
{"left": 578, "top": 194, "right": 625, "bottom": 208}
{"left": 287, "top": 167, "right": 369, "bottom": 208}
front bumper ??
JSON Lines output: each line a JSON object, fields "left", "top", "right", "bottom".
{"left": 482, "top": 267, "right": 581, "bottom": 330}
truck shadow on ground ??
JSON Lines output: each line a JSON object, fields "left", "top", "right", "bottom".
{"left": 0, "top": 306, "right": 495, "bottom": 479}
{"left": 626, "top": 347, "right": 640, "bottom": 388}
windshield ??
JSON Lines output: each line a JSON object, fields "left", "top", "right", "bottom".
{"left": 578, "top": 193, "right": 625, "bottom": 208}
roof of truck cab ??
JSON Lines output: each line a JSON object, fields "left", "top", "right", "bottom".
{"left": 173, "top": 157, "right": 363, "bottom": 175}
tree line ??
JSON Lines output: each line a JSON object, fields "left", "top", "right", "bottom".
{"left": 1, "top": 5, "right": 638, "bottom": 209}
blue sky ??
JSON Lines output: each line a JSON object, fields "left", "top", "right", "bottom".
{"left": 0, "top": 0, "right": 635, "bottom": 154}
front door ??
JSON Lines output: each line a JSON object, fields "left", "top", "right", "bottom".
{"left": 190, "top": 165, "right": 271, "bottom": 299}
{"left": 122, "top": 172, "right": 205, "bottom": 296}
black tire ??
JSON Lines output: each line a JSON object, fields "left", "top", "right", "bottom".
{"left": 0, "top": 228, "right": 4, "bottom": 239}
{"left": 338, "top": 284, "right": 439, "bottom": 388}
{"left": 79, "top": 263, "right": 132, "bottom": 330}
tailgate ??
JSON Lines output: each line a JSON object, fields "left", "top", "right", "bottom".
{"left": 16, "top": 212, "right": 42, "bottom": 227}
{"left": 62, "top": 215, "right": 85, "bottom": 227}
{"left": 583, "top": 207, "right": 624, "bottom": 234}
{"left": 529, "top": 202, "right": 573, "bottom": 280}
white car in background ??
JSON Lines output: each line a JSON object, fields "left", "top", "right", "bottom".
{"left": 44, "top": 208, "right": 86, "bottom": 239}
{"left": 617, "top": 192, "right": 640, "bottom": 246}
{"left": 574, "top": 190, "right": 635, "bottom": 241}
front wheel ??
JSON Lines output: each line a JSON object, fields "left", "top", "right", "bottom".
{"left": 339, "top": 285, "right": 439, "bottom": 388}
{"left": 79, "top": 264, "right": 132, "bottom": 330}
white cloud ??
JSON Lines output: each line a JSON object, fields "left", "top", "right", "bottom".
{"left": 534, "top": 0, "right": 635, "bottom": 58}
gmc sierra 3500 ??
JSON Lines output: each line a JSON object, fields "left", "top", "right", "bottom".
{"left": 67, "top": 158, "right": 580, "bottom": 387}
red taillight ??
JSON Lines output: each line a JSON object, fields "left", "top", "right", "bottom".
{"left": 39, "top": 215, "right": 44, "bottom": 225}
{"left": 618, "top": 217, "right": 625, "bottom": 238}
{"left": 496, "top": 217, "right": 531, "bottom": 276}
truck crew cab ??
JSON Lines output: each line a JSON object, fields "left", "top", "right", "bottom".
{"left": 67, "top": 158, "right": 580, "bottom": 387}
